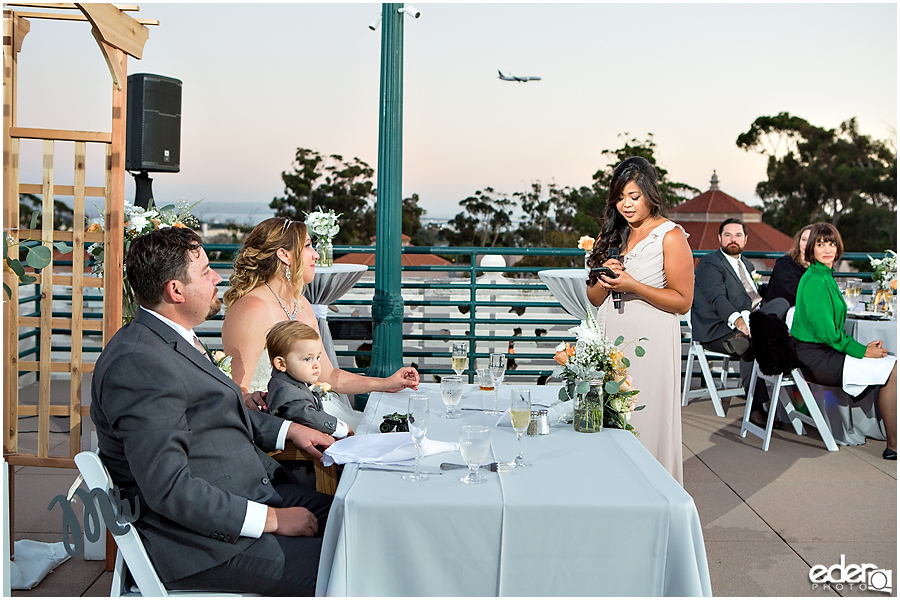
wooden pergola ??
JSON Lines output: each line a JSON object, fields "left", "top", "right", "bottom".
{"left": 3, "top": 1, "right": 156, "bottom": 552}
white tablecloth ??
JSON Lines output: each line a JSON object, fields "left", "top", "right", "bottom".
{"left": 537, "top": 268, "right": 594, "bottom": 323}
{"left": 807, "top": 316, "right": 897, "bottom": 445}
{"left": 317, "top": 384, "right": 712, "bottom": 597}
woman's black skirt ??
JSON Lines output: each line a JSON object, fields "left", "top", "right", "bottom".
{"left": 794, "top": 340, "right": 844, "bottom": 388}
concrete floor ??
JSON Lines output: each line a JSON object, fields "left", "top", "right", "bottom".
{"left": 6, "top": 392, "right": 896, "bottom": 597}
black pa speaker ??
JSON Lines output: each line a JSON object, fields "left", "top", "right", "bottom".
{"left": 126, "top": 73, "right": 182, "bottom": 173}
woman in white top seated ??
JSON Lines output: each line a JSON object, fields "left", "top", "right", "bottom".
{"left": 221, "top": 217, "right": 419, "bottom": 428}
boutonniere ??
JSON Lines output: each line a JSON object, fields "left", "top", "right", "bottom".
{"left": 202, "top": 343, "right": 233, "bottom": 378}
{"left": 751, "top": 271, "right": 762, "bottom": 286}
{"left": 310, "top": 381, "right": 339, "bottom": 402}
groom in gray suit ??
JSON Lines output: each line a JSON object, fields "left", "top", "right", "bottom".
{"left": 91, "top": 227, "right": 334, "bottom": 595}
{"left": 691, "top": 218, "right": 771, "bottom": 427}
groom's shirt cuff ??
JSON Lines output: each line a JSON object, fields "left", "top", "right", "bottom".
{"left": 241, "top": 501, "right": 268, "bottom": 538}
{"left": 276, "top": 421, "right": 290, "bottom": 450}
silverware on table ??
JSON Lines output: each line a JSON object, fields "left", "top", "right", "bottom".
{"left": 440, "top": 462, "right": 500, "bottom": 472}
{"left": 460, "top": 407, "right": 493, "bottom": 412}
{"left": 358, "top": 465, "right": 442, "bottom": 475}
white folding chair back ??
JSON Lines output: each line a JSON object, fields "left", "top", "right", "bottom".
{"left": 740, "top": 363, "right": 839, "bottom": 452}
{"left": 681, "top": 311, "right": 745, "bottom": 417}
{"left": 74, "top": 452, "right": 257, "bottom": 597}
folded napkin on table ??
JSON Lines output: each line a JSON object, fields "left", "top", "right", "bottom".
{"left": 322, "top": 431, "right": 458, "bottom": 467}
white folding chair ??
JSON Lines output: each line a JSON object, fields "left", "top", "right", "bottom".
{"left": 740, "top": 363, "right": 839, "bottom": 452}
{"left": 681, "top": 311, "right": 745, "bottom": 417}
{"left": 74, "top": 452, "right": 257, "bottom": 597}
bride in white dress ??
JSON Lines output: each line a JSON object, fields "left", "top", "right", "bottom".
{"left": 221, "top": 217, "right": 419, "bottom": 431}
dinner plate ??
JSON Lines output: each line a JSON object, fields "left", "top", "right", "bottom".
{"left": 847, "top": 311, "right": 893, "bottom": 321}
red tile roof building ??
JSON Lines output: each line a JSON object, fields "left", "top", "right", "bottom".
{"left": 668, "top": 172, "right": 793, "bottom": 266}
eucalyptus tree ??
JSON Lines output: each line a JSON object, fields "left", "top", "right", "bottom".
{"left": 736, "top": 113, "right": 896, "bottom": 251}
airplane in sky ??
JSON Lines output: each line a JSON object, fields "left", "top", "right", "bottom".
{"left": 498, "top": 70, "right": 542, "bottom": 82}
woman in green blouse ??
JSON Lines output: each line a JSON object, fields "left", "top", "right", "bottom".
{"left": 791, "top": 223, "right": 897, "bottom": 460}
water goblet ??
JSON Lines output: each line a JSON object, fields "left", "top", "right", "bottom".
{"left": 487, "top": 353, "right": 506, "bottom": 416}
{"left": 440, "top": 376, "right": 463, "bottom": 419}
{"left": 451, "top": 342, "right": 468, "bottom": 376}
{"left": 476, "top": 367, "right": 494, "bottom": 409}
{"left": 402, "top": 393, "right": 430, "bottom": 482}
{"left": 509, "top": 388, "right": 532, "bottom": 468}
{"left": 459, "top": 425, "right": 491, "bottom": 484}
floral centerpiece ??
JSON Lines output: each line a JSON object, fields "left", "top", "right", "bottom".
{"left": 868, "top": 250, "right": 897, "bottom": 312}
{"left": 304, "top": 208, "right": 342, "bottom": 267}
{"left": 578, "top": 235, "right": 595, "bottom": 271}
{"left": 88, "top": 199, "right": 201, "bottom": 323}
{"left": 553, "top": 305, "right": 645, "bottom": 434}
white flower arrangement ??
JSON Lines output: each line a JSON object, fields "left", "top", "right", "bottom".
{"left": 552, "top": 306, "right": 645, "bottom": 433}
{"left": 868, "top": 250, "right": 897, "bottom": 292}
{"left": 304, "top": 208, "right": 342, "bottom": 240}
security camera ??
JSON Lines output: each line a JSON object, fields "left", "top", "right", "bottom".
{"left": 368, "top": 12, "right": 382, "bottom": 30}
{"left": 399, "top": 5, "right": 421, "bottom": 18}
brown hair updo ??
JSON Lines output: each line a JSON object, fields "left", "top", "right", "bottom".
{"left": 224, "top": 217, "right": 308, "bottom": 307}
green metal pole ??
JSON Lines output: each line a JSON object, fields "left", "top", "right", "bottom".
{"left": 368, "top": 3, "right": 404, "bottom": 379}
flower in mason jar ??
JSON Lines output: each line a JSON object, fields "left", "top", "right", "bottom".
{"left": 577, "top": 236, "right": 595, "bottom": 252}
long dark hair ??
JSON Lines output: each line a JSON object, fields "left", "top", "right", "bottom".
{"left": 586, "top": 157, "right": 662, "bottom": 286}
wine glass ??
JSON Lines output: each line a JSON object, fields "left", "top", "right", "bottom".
{"left": 451, "top": 342, "right": 468, "bottom": 376}
{"left": 459, "top": 425, "right": 491, "bottom": 484}
{"left": 439, "top": 375, "right": 463, "bottom": 419}
{"left": 509, "top": 388, "right": 532, "bottom": 468}
{"left": 402, "top": 394, "right": 430, "bottom": 482}
{"left": 476, "top": 367, "right": 494, "bottom": 409}
{"left": 487, "top": 353, "right": 506, "bottom": 416}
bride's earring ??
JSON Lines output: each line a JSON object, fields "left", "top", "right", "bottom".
{"left": 284, "top": 263, "right": 292, "bottom": 284}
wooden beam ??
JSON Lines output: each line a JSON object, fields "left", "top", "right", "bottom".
{"left": 16, "top": 362, "right": 96, "bottom": 373}
{"left": 9, "top": 126, "right": 112, "bottom": 143}
{"left": 16, "top": 228, "right": 104, "bottom": 243}
{"left": 12, "top": 11, "right": 157, "bottom": 25}
{"left": 19, "top": 183, "right": 107, "bottom": 197}
{"left": 4, "top": 455, "right": 75, "bottom": 469}
{"left": 76, "top": 3, "right": 148, "bottom": 60}
{"left": 19, "top": 317, "right": 104, "bottom": 331}
{"left": 4, "top": 3, "right": 139, "bottom": 11}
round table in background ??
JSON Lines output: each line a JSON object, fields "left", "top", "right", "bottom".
{"left": 537, "top": 268, "right": 595, "bottom": 323}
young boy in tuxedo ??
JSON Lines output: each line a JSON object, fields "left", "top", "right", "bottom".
{"left": 265, "top": 321, "right": 353, "bottom": 439}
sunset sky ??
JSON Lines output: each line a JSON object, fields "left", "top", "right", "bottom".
{"left": 12, "top": 2, "right": 898, "bottom": 225}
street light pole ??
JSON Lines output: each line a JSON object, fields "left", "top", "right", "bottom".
{"left": 368, "top": 3, "right": 404, "bottom": 379}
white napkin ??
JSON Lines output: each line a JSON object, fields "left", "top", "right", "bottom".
{"left": 322, "top": 431, "right": 459, "bottom": 467}
{"left": 548, "top": 401, "right": 574, "bottom": 425}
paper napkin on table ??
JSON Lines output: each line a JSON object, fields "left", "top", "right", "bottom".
{"left": 322, "top": 431, "right": 459, "bottom": 467}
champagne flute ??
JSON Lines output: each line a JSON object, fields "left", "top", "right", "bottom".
{"left": 509, "top": 388, "right": 532, "bottom": 468}
{"left": 440, "top": 375, "right": 463, "bottom": 419}
{"left": 451, "top": 342, "right": 468, "bottom": 376}
{"left": 476, "top": 367, "right": 494, "bottom": 409}
{"left": 459, "top": 426, "right": 491, "bottom": 484}
{"left": 402, "top": 394, "right": 430, "bottom": 482}
{"left": 487, "top": 353, "right": 506, "bottom": 416}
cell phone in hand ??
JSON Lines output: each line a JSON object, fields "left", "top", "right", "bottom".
{"left": 589, "top": 266, "right": 618, "bottom": 279}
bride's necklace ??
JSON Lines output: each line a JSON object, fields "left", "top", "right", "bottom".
{"left": 265, "top": 281, "right": 299, "bottom": 321}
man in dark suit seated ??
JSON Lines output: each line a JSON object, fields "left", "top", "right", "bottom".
{"left": 91, "top": 227, "right": 334, "bottom": 595}
{"left": 691, "top": 218, "right": 773, "bottom": 428}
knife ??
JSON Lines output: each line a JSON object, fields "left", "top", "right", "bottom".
{"left": 358, "top": 465, "right": 442, "bottom": 475}
{"left": 440, "top": 462, "right": 500, "bottom": 472}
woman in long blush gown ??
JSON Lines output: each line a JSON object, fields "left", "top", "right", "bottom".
{"left": 587, "top": 157, "right": 694, "bottom": 485}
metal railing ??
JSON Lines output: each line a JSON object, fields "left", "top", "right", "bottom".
{"left": 17, "top": 245, "right": 891, "bottom": 387}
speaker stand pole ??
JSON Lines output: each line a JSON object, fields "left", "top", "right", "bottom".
{"left": 131, "top": 170, "right": 153, "bottom": 209}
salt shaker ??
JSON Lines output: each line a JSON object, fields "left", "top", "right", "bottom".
{"left": 527, "top": 409, "right": 550, "bottom": 436}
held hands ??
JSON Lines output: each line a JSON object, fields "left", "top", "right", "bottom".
{"left": 595, "top": 259, "right": 635, "bottom": 293}
{"left": 286, "top": 422, "right": 334, "bottom": 460}
{"left": 264, "top": 506, "right": 318, "bottom": 537}
{"left": 734, "top": 317, "right": 750, "bottom": 337}
{"left": 865, "top": 340, "right": 888, "bottom": 359}
{"left": 243, "top": 390, "right": 267, "bottom": 412}
{"left": 382, "top": 366, "right": 420, "bottom": 392}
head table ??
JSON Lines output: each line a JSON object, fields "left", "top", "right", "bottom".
{"left": 316, "top": 383, "right": 712, "bottom": 596}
